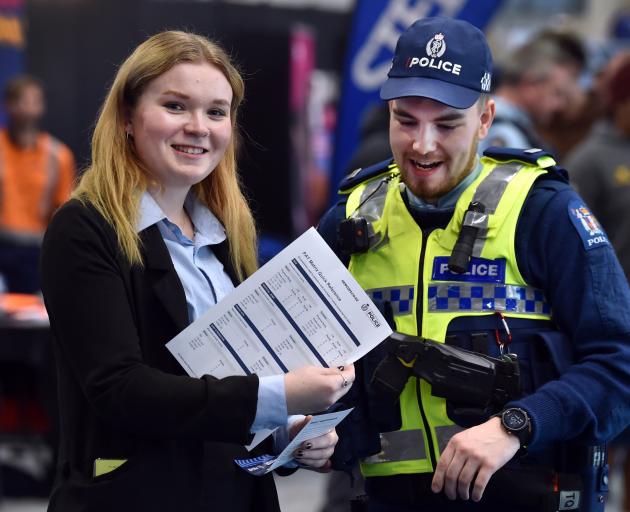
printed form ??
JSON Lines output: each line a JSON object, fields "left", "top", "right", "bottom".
{"left": 166, "top": 228, "right": 392, "bottom": 379}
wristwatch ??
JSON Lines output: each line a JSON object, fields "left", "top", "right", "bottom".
{"left": 496, "top": 407, "right": 531, "bottom": 448}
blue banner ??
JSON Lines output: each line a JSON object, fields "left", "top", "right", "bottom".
{"left": 331, "top": 0, "right": 504, "bottom": 201}
{"left": 0, "top": 0, "right": 25, "bottom": 126}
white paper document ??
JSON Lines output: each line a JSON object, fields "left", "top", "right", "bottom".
{"left": 234, "top": 408, "right": 353, "bottom": 475}
{"left": 244, "top": 428, "right": 278, "bottom": 452}
{"left": 166, "top": 227, "right": 392, "bottom": 379}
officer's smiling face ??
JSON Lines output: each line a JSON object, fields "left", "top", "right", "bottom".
{"left": 389, "top": 96, "right": 495, "bottom": 202}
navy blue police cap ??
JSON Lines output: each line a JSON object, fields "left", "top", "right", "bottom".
{"left": 380, "top": 17, "right": 493, "bottom": 109}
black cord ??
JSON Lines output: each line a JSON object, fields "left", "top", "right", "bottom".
{"left": 350, "top": 172, "right": 397, "bottom": 217}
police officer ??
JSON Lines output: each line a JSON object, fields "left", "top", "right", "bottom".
{"left": 318, "top": 17, "right": 630, "bottom": 512}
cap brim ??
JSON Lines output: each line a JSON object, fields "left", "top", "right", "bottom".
{"left": 380, "top": 76, "right": 480, "bottom": 109}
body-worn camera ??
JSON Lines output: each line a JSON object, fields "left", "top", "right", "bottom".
{"left": 338, "top": 217, "right": 370, "bottom": 254}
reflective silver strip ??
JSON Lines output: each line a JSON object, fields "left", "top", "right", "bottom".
{"left": 357, "top": 175, "right": 389, "bottom": 216}
{"left": 462, "top": 209, "right": 488, "bottom": 229}
{"left": 435, "top": 425, "right": 465, "bottom": 454}
{"left": 40, "top": 136, "right": 60, "bottom": 221}
{"left": 361, "top": 429, "right": 426, "bottom": 464}
{"left": 469, "top": 163, "right": 523, "bottom": 257}
{"left": 428, "top": 282, "right": 550, "bottom": 315}
{"left": 354, "top": 175, "right": 391, "bottom": 250}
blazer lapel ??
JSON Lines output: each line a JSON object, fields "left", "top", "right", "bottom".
{"left": 141, "top": 225, "right": 189, "bottom": 332}
{"left": 213, "top": 240, "right": 240, "bottom": 285}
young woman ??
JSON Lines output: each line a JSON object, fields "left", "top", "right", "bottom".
{"left": 41, "top": 30, "right": 354, "bottom": 512}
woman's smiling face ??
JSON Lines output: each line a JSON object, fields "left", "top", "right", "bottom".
{"left": 127, "top": 61, "right": 233, "bottom": 192}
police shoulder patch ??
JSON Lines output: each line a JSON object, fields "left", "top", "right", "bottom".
{"left": 338, "top": 158, "right": 396, "bottom": 194}
{"left": 483, "top": 146, "right": 556, "bottom": 169}
{"left": 567, "top": 200, "right": 609, "bottom": 251}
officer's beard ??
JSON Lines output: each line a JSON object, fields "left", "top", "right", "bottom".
{"left": 463, "top": 134, "right": 480, "bottom": 179}
{"left": 439, "top": 133, "right": 480, "bottom": 197}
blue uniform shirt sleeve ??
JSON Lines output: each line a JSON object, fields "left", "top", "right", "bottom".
{"left": 511, "top": 179, "right": 630, "bottom": 448}
{"left": 251, "top": 375, "right": 288, "bottom": 432}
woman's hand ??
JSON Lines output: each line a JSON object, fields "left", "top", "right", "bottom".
{"left": 284, "top": 364, "right": 355, "bottom": 415}
{"left": 289, "top": 416, "right": 338, "bottom": 472}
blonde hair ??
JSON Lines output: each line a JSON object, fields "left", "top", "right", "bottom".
{"left": 73, "top": 30, "right": 257, "bottom": 281}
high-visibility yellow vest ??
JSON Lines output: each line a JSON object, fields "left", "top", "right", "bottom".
{"left": 344, "top": 155, "right": 556, "bottom": 477}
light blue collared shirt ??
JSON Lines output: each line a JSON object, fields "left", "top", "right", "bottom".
{"left": 137, "top": 191, "right": 287, "bottom": 433}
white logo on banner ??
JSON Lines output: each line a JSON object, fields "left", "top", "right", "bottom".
{"left": 351, "top": 0, "right": 466, "bottom": 91}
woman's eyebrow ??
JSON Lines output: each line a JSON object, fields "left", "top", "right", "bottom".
{"left": 160, "top": 89, "right": 189, "bottom": 99}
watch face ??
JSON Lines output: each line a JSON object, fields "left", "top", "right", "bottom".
{"left": 504, "top": 409, "right": 527, "bottom": 431}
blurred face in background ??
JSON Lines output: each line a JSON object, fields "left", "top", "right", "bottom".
{"left": 127, "top": 61, "right": 233, "bottom": 194}
{"left": 615, "top": 98, "right": 630, "bottom": 136}
{"left": 521, "top": 64, "right": 575, "bottom": 126}
{"left": 5, "top": 83, "right": 45, "bottom": 131}
{"left": 389, "top": 96, "right": 494, "bottom": 202}
{"left": 601, "top": 52, "right": 630, "bottom": 136}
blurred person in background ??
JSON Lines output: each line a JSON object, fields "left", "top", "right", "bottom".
{"left": 567, "top": 51, "right": 630, "bottom": 280}
{"left": 566, "top": 54, "right": 630, "bottom": 512}
{"left": 531, "top": 30, "right": 604, "bottom": 161}
{"left": 40, "top": 30, "right": 354, "bottom": 512}
{"left": 0, "top": 75, "right": 75, "bottom": 294}
{"left": 478, "top": 37, "right": 579, "bottom": 154}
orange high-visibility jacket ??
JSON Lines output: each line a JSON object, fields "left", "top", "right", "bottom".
{"left": 0, "top": 129, "right": 75, "bottom": 241}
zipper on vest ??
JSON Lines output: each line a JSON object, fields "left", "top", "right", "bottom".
{"left": 416, "top": 228, "right": 438, "bottom": 470}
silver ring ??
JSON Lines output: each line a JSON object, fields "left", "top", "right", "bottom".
{"left": 340, "top": 373, "right": 349, "bottom": 388}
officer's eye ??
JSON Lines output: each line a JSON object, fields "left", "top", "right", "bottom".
{"left": 396, "top": 116, "right": 416, "bottom": 126}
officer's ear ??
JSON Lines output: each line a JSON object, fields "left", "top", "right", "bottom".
{"left": 477, "top": 96, "right": 496, "bottom": 140}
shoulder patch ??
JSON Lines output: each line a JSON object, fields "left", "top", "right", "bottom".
{"left": 567, "top": 200, "right": 610, "bottom": 251}
{"left": 338, "top": 158, "right": 396, "bottom": 194}
{"left": 482, "top": 146, "right": 556, "bottom": 168}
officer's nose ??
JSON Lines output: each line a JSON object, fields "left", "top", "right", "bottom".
{"left": 411, "top": 125, "right": 437, "bottom": 155}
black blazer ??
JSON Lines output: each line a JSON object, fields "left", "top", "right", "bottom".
{"left": 41, "top": 199, "right": 281, "bottom": 512}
